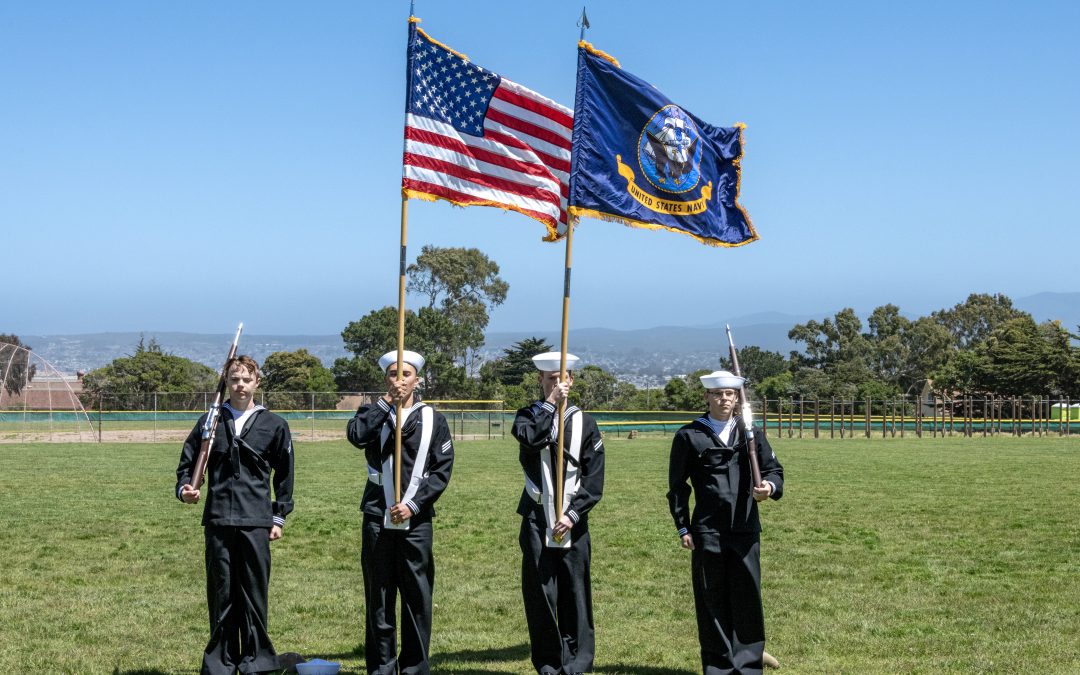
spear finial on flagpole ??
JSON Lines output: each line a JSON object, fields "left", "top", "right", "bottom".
{"left": 410, "top": 0, "right": 416, "bottom": 19}
{"left": 578, "top": 7, "right": 590, "bottom": 41}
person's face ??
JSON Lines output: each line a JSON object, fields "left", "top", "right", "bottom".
{"left": 706, "top": 388, "right": 739, "bottom": 419}
{"left": 227, "top": 364, "right": 260, "bottom": 408}
{"left": 386, "top": 363, "right": 419, "bottom": 398}
{"left": 539, "top": 370, "right": 573, "bottom": 398}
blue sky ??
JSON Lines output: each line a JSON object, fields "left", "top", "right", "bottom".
{"left": 3, "top": 1, "right": 1078, "bottom": 336}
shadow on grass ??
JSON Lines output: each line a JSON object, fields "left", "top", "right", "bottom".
{"left": 430, "top": 642, "right": 531, "bottom": 666}
{"left": 112, "top": 670, "right": 173, "bottom": 675}
{"left": 595, "top": 666, "right": 697, "bottom": 675}
{"left": 308, "top": 643, "right": 529, "bottom": 674}
{"left": 426, "top": 642, "right": 531, "bottom": 673}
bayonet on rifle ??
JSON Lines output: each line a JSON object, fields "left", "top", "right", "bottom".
{"left": 725, "top": 324, "right": 763, "bottom": 488}
{"left": 190, "top": 322, "right": 243, "bottom": 491}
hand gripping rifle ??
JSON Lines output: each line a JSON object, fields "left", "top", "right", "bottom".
{"left": 725, "top": 325, "right": 763, "bottom": 488}
{"left": 190, "top": 323, "right": 243, "bottom": 491}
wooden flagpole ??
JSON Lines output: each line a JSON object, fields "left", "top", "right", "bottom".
{"left": 553, "top": 8, "right": 589, "bottom": 533}
{"left": 394, "top": 195, "right": 408, "bottom": 505}
{"left": 555, "top": 219, "right": 575, "bottom": 529}
{"left": 393, "top": 0, "right": 415, "bottom": 505}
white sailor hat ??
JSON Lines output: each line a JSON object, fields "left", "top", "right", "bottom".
{"left": 378, "top": 350, "right": 425, "bottom": 373}
{"left": 700, "top": 370, "right": 744, "bottom": 389}
{"left": 531, "top": 351, "right": 580, "bottom": 373}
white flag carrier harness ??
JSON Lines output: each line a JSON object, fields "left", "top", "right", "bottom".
{"left": 365, "top": 404, "right": 434, "bottom": 531}
{"left": 524, "top": 408, "right": 583, "bottom": 548}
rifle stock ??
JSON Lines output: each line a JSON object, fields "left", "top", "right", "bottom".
{"left": 190, "top": 323, "right": 243, "bottom": 491}
{"left": 725, "top": 325, "right": 763, "bottom": 488}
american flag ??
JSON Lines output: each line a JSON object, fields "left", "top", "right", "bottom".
{"left": 402, "top": 23, "right": 573, "bottom": 241}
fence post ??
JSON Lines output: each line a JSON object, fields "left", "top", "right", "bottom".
{"left": 864, "top": 397, "right": 872, "bottom": 440}
{"left": 762, "top": 398, "right": 768, "bottom": 439}
{"left": 799, "top": 399, "right": 804, "bottom": 439}
{"left": 877, "top": 398, "right": 881, "bottom": 438}
{"left": 153, "top": 392, "right": 158, "bottom": 443}
{"left": 830, "top": 399, "right": 835, "bottom": 439}
{"left": 813, "top": 399, "right": 820, "bottom": 439}
{"left": 790, "top": 399, "right": 795, "bottom": 438}
{"left": 840, "top": 400, "right": 846, "bottom": 439}
{"left": 98, "top": 392, "right": 103, "bottom": 443}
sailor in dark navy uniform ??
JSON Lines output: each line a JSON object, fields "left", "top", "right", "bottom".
{"left": 347, "top": 349, "right": 454, "bottom": 675}
{"left": 176, "top": 355, "right": 295, "bottom": 675}
{"left": 668, "top": 370, "right": 784, "bottom": 675}
{"left": 512, "top": 352, "right": 605, "bottom": 675}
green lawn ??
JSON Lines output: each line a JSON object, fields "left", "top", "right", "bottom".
{"left": 1, "top": 436, "right": 1078, "bottom": 674}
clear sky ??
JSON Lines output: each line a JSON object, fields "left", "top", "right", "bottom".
{"left": 3, "top": 1, "right": 1078, "bottom": 336}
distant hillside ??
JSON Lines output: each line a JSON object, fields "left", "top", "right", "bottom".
{"left": 1014, "top": 292, "right": 1080, "bottom": 329}
{"left": 18, "top": 292, "right": 1078, "bottom": 385}
{"left": 21, "top": 332, "right": 349, "bottom": 374}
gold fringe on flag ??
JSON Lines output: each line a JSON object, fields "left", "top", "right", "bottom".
{"left": 416, "top": 25, "right": 470, "bottom": 63}
{"left": 402, "top": 188, "right": 564, "bottom": 242}
{"left": 578, "top": 40, "right": 620, "bottom": 68}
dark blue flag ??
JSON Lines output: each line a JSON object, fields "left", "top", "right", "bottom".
{"left": 568, "top": 43, "right": 758, "bottom": 247}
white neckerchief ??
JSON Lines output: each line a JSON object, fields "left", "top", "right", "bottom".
{"left": 224, "top": 401, "right": 264, "bottom": 435}
{"left": 707, "top": 415, "right": 737, "bottom": 446}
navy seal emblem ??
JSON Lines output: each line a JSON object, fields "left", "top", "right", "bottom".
{"left": 638, "top": 105, "right": 701, "bottom": 193}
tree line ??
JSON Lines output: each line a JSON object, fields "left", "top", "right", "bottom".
{"left": 8, "top": 248, "right": 1077, "bottom": 413}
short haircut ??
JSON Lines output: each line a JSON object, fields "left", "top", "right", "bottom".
{"left": 226, "top": 355, "right": 260, "bottom": 379}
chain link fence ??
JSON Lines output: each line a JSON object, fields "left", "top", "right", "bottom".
{"left": 3, "top": 392, "right": 1077, "bottom": 443}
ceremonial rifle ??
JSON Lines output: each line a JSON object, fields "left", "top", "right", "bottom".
{"left": 725, "top": 325, "right": 763, "bottom": 488}
{"left": 190, "top": 323, "right": 243, "bottom": 491}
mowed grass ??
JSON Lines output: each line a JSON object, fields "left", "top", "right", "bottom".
{"left": 1, "top": 435, "right": 1079, "bottom": 674}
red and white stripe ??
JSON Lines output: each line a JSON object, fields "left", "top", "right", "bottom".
{"left": 402, "top": 78, "right": 573, "bottom": 239}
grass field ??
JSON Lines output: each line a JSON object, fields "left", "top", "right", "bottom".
{"left": 2, "top": 435, "right": 1079, "bottom": 674}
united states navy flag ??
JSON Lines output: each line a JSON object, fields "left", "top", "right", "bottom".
{"left": 568, "top": 43, "right": 758, "bottom": 247}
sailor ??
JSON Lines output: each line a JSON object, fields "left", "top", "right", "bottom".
{"left": 175, "top": 355, "right": 294, "bottom": 675}
{"left": 512, "top": 352, "right": 605, "bottom": 675}
{"left": 667, "top": 370, "right": 784, "bottom": 675}
{"left": 346, "top": 350, "right": 454, "bottom": 675}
